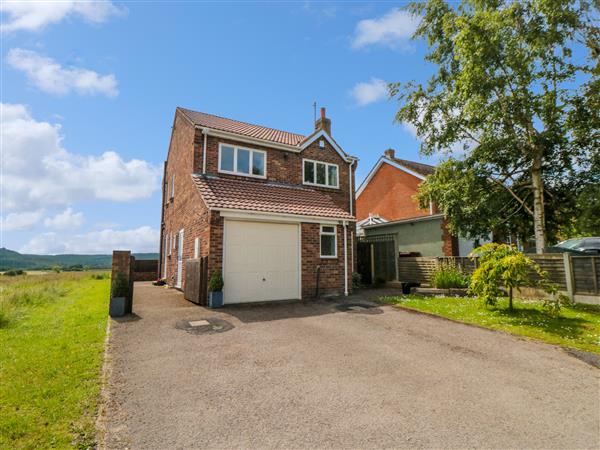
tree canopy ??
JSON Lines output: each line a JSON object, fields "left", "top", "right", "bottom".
{"left": 391, "top": 0, "right": 599, "bottom": 251}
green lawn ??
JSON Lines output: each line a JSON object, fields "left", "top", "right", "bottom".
{"left": 380, "top": 295, "right": 600, "bottom": 354}
{"left": 0, "top": 272, "right": 110, "bottom": 449}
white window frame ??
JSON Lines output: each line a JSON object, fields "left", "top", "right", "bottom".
{"left": 171, "top": 173, "right": 175, "bottom": 199}
{"left": 194, "top": 237, "right": 200, "bottom": 259}
{"left": 320, "top": 225, "right": 337, "bottom": 258}
{"left": 302, "top": 159, "right": 339, "bottom": 189}
{"left": 218, "top": 143, "right": 267, "bottom": 179}
{"left": 168, "top": 233, "right": 172, "bottom": 256}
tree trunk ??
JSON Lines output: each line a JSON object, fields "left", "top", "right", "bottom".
{"left": 508, "top": 286, "right": 513, "bottom": 311}
{"left": 531, "top": 152, "right": 546, "bottom": 254}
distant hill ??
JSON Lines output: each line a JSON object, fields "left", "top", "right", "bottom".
{"left": 0, "top": 248, "right": 159, "bottom": 270}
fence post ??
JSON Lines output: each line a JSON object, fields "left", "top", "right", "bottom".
{"left": 563, "top": 252, "right": 575, "bottom": 303}
{"left": 592, "top": 257, "right": 598, "bottom": 295}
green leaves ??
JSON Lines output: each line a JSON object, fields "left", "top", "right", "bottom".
{"left": 393, "top": 0, "right": 599, "bottom": 248}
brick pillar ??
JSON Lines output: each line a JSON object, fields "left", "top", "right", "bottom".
{"left": 111, "top": 250, "right": 134, "bottom": 311}
{"left": 441, "top": 221, "right": 459, "bottom": 256}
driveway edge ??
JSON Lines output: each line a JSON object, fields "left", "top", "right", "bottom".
{"left": 389, "top": 303, "right": 600, "bottom": 369}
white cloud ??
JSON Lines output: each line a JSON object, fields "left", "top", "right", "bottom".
{"left": 44, "top": 208, "right": 84, "bottom": 230}
{"left": 350, "top": 78, "right": 388, "bottom": 106}
{"left": 402, "top": 108, "right": 474, "bottom": 157}
{"left": 20, "top": 226, "right": 159, "bottom": 254}
{"left": 1, "top": 0, "right": 123, "bottom": 33}
{"left": 352, "top": 9, "right": 420, "bottom": 50}
{"left": 0, "top": 210, "right": 44, "bottom": 231}
{"left": 7, "top": 48, "right": 118, "bottom": 97}
{"left": 1, "top": 103, "right": 160, "bottom": 214}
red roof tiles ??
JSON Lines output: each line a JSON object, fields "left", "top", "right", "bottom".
{"left": 388, "top": 156, "right": 435, "bottom": 176}
{"left": 192, "top": 175, "right": 354, "bottom": 220}
{"left": 179, "top": 107, "right": 306, "bottom": 146}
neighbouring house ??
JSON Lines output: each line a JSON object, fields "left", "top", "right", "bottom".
{"left": 159, "top": 107, "right": 358, "bottom": 304}
{"left": 356, "top": 148, "right": 480, "bottom": 257}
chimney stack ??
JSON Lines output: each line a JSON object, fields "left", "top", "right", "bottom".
{"left": 384, "top": 148, "right": 395, "bottom": 159}
{"left": 315, "top": 107, "right": 331, "bottom": 135}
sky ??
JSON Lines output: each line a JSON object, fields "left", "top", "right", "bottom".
{"left": 1, "top": 1, "right": 437, "bottom": 254}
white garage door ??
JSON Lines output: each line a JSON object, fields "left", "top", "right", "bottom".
{"left": 223, "top": 220, "right": 300, "bottom": 304}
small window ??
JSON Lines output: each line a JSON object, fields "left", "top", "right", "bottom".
{"left": 303, "top": 159, "right": 338, "bottom": 188}
{"left": 220, "top": 145, "right": 235, "bottom": 172}
{"left": 320, "top": 225, "right": 337, "bottom": 258}
{"left": 194, "top": 237, "right": 200, "bottom": 259}
{"left": 237, "top": 148, "right": 250, "bottom": 174}
{"left": 171, "top": 174, "right": 175, "bottom": 198}
{"left": 168, "top": 233, "right": 172, "bottom": 256}
{"left": 304, "top": 160, "right": 315, "bottom": 183}
{"left": 219, "top": 144, "right": 266, "bottom": 178}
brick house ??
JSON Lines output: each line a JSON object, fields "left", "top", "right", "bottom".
{"left": 356, "top": 149, "right": 478, "bottom": 257}
{"left": 160, "top": 107, "right": 358, "bottom": 303}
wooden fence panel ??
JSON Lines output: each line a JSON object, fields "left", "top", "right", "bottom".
{"left": 572, "top": 256, "right": 599, "bottom": 295}
{"left": 529, "top": 255, "right": 567, "bottom": 290}
{"left": 184, "top": 257, "right": 208, "bottom": 305}
{"left": 397, "top": 257, "right": 437, "bottom": 283}
{"left": 132, "top": 259, "right": 158, "bottom": 281}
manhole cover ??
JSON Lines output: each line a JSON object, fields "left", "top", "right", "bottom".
{"left": 336, "top": 302, "right": 383, "bottom": 314}
{"left": 175, "top": 317, "right": 234, "bottom": 334}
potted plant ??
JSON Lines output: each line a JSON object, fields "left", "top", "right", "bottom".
{"left": 208, "top": 271, "right": 224, "bottom": 308}
{"left": 109, "top": 273, "right": 129, "bottom": 317}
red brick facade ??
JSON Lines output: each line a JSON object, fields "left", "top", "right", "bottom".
{"left": 356, "top": 157, "right": 459, "bottom": 257}
{"left": 356, "top": 161, "right": 431, "bottom": 222}
{"left": 160, "top": 109, "right": 356, "bottom": 299}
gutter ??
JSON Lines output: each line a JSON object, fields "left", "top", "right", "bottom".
{"left": 343, "top": 221, "right": 348, "bottom": 296}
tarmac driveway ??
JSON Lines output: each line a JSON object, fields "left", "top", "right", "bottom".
{"left": 101, "top": 283, "right": 599, "bottom": 449}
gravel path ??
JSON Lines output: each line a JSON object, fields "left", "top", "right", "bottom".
{"left": 101, "top": 283, "right": 599, "bottom": 449}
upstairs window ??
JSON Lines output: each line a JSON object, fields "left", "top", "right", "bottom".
{"left": 219, "top": 144, "right": 266, "bottom": 178}
{"left": 303, "top": 159, "right": 338, "bottom": 188}
{"left": 171, "top": 173, "right": 175, "bottom": 199}
{"left": 320, "top": 225, "right": 337, "bottom": 258}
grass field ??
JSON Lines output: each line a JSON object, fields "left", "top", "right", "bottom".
{"left": 0, "top": 272, "right": 110, "bottom": 449}
{"left": 380, "top": 295, "right": 600, "bottom": 354}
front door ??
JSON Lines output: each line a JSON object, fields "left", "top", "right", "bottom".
{"left": 176, "top": 229, "right": 184, "bottom": 288}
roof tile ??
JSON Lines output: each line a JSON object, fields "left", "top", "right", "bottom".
{"left": 192, "top": 174, "right": 354, "bottom": 220}
{"left": 179, "top": 107, "right": 306, "bottom": 146}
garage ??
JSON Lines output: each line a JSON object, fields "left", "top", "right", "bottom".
{"left": 223, "top": 220, "right": 300, "bottom": 304}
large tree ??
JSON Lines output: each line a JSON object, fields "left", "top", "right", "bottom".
{"left": 391, "top": 0, "right": 599, "bottom": 252}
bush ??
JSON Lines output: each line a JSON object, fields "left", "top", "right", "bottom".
{"left": 208, "top": 271, "right": 224, "bottom": 292}
{"left": 3, "top": 269, "right": 25, "bottom": 276}
{"left": 91, "top": 272, "right": 109, "bottom": 280}
{"left": 352, "top": 272, "right": 362, "bottom": 290}
{"left": 111, "top": 273, "right": 129, "bottom": 298}
{"left": 469, "top": 243, "right": 564, "bottom": 314}
{"left": 431, "top": 260, "right": 470, "bottom": 289}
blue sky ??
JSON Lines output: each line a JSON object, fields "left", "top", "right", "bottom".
{"left": 1, "top": 1, "right": 435, "bottom": 254}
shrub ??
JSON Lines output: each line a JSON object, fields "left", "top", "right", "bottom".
{"left": 469, "top": 243, "right": 563, "bottom": 313}
{"left": 208, "top": 271, "right": 224, "bottom": 292}
{"left": 111, "top": 273, "right": 129, "bottom": 298}
{"left": 3, "top": 269, "right": 25, "bottom": 276}
{"left": 91, "top": 272, "right": 109, "bottom": 280}
{"left": 431, "top": 260, "right": 470, "bottom": 289}
{"left": 352, "top": 272, "right": 362, "bottom": 290}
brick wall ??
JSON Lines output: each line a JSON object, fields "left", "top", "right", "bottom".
{"left": 161, "top": 111, "right": 212, "bottom": 287}
{"left": 301, "top": 223, "right": 353, "bottom": 298}
{"left": 356, "top": 161, "right": 430, "bottom": 221}
{"left": 195, "top": 132, "right": 353, "bottom": 213}
{"left": 441, "top": 219, "right": 459, "bottom": 257}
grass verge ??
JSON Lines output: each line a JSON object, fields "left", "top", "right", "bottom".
{"left": 0, "top": 272, "right": 110, "bottom": 449}
{"left": 380, "top": 295, "right": 600, "bottom": 354}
